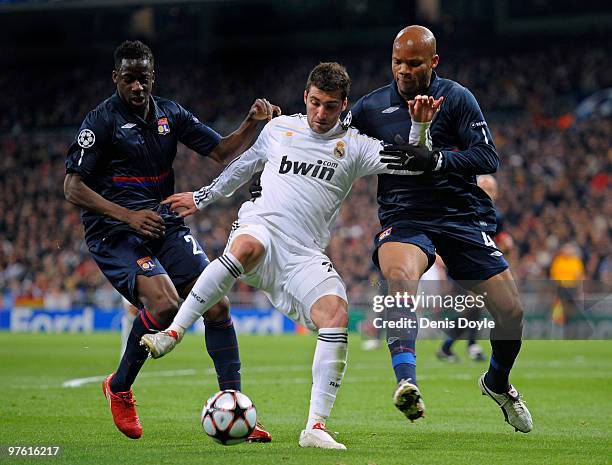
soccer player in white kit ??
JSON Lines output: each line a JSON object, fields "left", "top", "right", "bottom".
{"left": 142, "top": 63, "right": 438, "bottom": 449}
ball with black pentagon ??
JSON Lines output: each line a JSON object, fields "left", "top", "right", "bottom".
{"left": 201, "top": 390, "right": 257, "bottom": 445}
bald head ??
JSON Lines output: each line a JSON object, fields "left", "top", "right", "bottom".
{"left": 391, "top": 25, "right": 439, "bottom": 99}
{"left": 394, "top": 25, "right": 437, "bottom": 57}
{"left": 477, "top": 175, "right": 498, "bottom": 200}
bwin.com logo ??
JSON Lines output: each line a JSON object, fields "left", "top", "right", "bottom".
{"left": 278, "top": 155, "right": 337, "bottom": 181}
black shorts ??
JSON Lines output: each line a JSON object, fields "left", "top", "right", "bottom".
{"left": 373, "top": 222, "right": 508, "bottom": 281}
{"left": 88, "top": 226, "right": 209, "bottom": 306}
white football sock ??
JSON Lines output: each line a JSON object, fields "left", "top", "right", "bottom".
{"left": 169, "top": 253, "right": 243, "bottom": 334}
{"left": 307, "top": 327, "right": 348, "bottom": 429}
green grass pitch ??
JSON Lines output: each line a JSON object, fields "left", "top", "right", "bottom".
{"left": 1, "top": 333, "right": 610, "bottom": 465}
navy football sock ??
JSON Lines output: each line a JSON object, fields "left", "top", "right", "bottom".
{"left": 485, "top": 339, "right": 522, "bottom": 393}
{"left": 442, "top": 337, "right": 455, "bottom": 353}
{"left": 391, "top": 353, "right": 417, "bottom": 385}
{"left": 467, "top": 308, "right": 481, "bottom": 346}
{"left": 467, "top": 329, "right": 478, "bottom": 347}
{"left": 387, "top": 305, "right": 418, "bottom": 384}
{"left": 111, "top": 310, "right": 159, "bottom": 393}
{"left": 205, "top": 317, "right": 241, "bottom": 391}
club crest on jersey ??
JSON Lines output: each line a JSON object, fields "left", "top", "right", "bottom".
{"left": 379, "top": 227, "right": 392, "bottom": 241}
{"left": 137, "top": 256, "right": 156, "bottom": 271}
{"left": 157, "top": 117, "right": 170, "bottom": 135}
{"left": 77, "top": 129, "right": 95, "bottom": 148}
{"left": 333, "top": 141, "right": 346, "bottom": 159}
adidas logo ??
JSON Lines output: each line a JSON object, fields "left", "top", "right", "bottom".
{"left": 279, "top": 155, "right": 337, "bottom": 181}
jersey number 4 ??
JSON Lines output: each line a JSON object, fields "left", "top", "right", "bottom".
{"left": 184, "top": 235, "right": 204, "bottom": 255}
{"left": 481, "top": 232, "right": 497, "bottom": 249}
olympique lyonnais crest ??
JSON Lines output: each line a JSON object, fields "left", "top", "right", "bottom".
{"left": 157, "top": 117, "right": 170, "bottom": 135}
{"left": 379, "top": 227, "right": 392, "bottom": 241}
{"left": 333, "top": 140, "right": 345, "bottom": 159}
{"left": 137, "top": 256, "right": 156, "bottom": 271}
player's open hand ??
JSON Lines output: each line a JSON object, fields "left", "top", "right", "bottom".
{"left": 248, "top": 98, "right": 282, "bottom": 121}
{"left": 126, "top": 209, "right": 165, "bottom": 239}
{"left": 408, "top": 95, "right": 444, "bottom": 123}
{"left": 162, "top": 192, "right": 197, "bottom": 218}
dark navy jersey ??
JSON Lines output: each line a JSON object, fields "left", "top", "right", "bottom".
{"left": 495, "top": 210, "right": 505, "bottom": 236}
{"left": 350, "top": 72, "right": 498, "bottom": 231}
{"left": 66, "top": 92, "right": 221, "bottom": 241}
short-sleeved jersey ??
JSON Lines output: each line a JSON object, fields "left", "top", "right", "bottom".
{"left": 350, "top": 72, "right": 499, "bottom": 232}
{"left": 66, "top": 92, "right": 221, "bottom": 241}
{"left": 194, "top": 114, "right": 425, "bottom": 252}
{"left": 550, "top": 255, "right": 585, "bottom": 286}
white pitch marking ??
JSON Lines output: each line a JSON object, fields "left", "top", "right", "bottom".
{"left": 62, "top": 369, "right": 197, "bottom": 388}
{"left": 59, "top": 359, "right": 611, "bottom": 389}
{"left": 61, "top": 364, "right": 367, "bottom": 389}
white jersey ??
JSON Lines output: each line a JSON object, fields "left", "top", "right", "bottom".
{"left": 194, "top": 114, "right": 430, "bottom": 252}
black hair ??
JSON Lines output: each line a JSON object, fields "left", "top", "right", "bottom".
{"left": 114, "top": 40, "right": 154, "bottom": 70}
{"left": 306, "top": 62, "right": 351, "bottom": 100}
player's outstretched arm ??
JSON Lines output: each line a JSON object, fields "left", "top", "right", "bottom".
{"left": 64, "top": 173, "right": 165, "bottom": 239}
{"left": 358, "top": 96, "right": 442, "bottom": 178}
{"left": 163, "top": 138, "right": 268, "bottom": 217}
{"left": 161, "top": 191, "right": 197, "bottom": 218}
{"left": 208, "top": 98, "right": 281, "bottom": 164}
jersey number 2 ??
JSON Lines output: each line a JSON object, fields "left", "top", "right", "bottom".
{"left": 184, "top": 235, "right": 204, "bottom": 255}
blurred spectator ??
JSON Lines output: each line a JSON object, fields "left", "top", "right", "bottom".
{"left": 550, "top": 243, "right": 587, "bottom": 332}
{"left": 550, "top": 243, "right": 586, "bottom": 285}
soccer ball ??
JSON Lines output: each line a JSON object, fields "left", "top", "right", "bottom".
{"left": 200, "top": 390, "right": 257, "bottom": 445}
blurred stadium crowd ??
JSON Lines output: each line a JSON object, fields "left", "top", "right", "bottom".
{"left": 0, "top": 42, "right": 610, "bottom": 308}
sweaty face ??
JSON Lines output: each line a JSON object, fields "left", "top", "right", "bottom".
{"left": 113, "top": 58, "right": 154, "bottom": 114}
{"left": 391, "top": 39, "right": 438, "bottom": 100}
{"left": 304, "top": 86, "right": 347, "bottom": 134}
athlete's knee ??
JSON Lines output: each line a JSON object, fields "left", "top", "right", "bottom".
{"left": 492, "top": 296, "right": 524, "bottom": 328}
{"left": 504, "top": 298, "right": 524, "bottom": 326}
{"left": 311, "top": 296, "right": 348, "bottom": 329}
{"left": 329, "top": 301, "right": 349, "bottom": 328}
{"left": 141, "top": 289, "right": 180, "bottom": 326}
{"left": 381, "top": 262, "right": 422, "bottom": 289}
{"left": 229, "top": 236, "right": 265, "bottom": 271}
{"left": 378, "top": 243, "right": 427, "bottom": 289}
{"left": 204, "top": 297, "right": 231, "bottom": 323}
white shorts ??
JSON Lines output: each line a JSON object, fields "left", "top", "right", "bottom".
{"left": 224, "top": 221, "right": 347, "bottom": 330}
